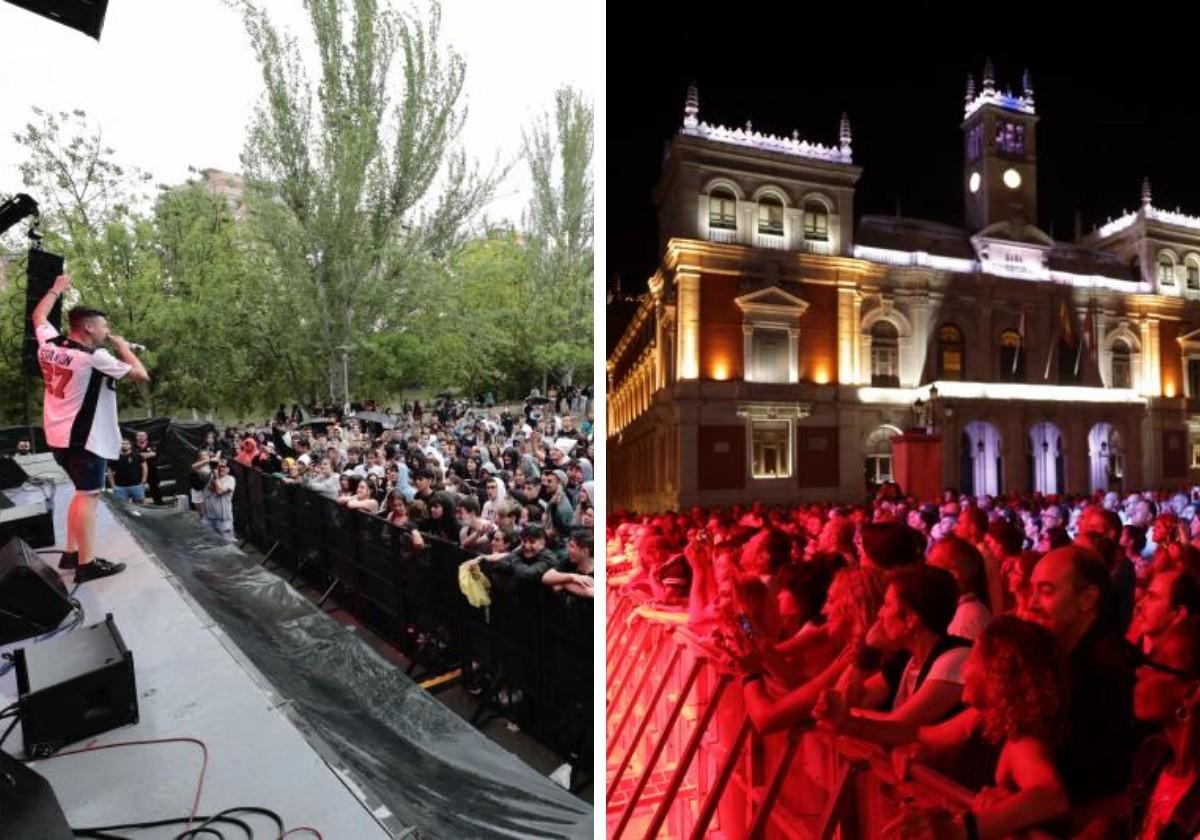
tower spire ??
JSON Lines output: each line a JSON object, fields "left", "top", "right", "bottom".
{"left": 982, "top": 57, "right": 996, "bottom": 95}
{"left": 1022, "top": 67, "right": 1034, "bottom": 106}
{"left": 683, "top": 82, "right": 699, "bottom": 129}
{"left": 1141, "top": 176, "right": 1153, "bottom": 208}
{"left": 839, "top": 112, "right": 852, "bottom": 156}
{"left": 965, "top": 73, "right": 976, "bottom": 104}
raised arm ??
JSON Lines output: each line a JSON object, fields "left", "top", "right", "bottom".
{"left": 31, "top": 273, "right": 70, "bottom": 329}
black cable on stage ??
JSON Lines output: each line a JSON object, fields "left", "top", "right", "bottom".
{"left": 0, "top": 714, "right": 19, "bottom": 750}
{"left": 174, "top": 807, "right": 283, "bottom": 840}
{"left": 75, "top": 830, "right": 226, "bottom": 840}
{"left": 72, "top": 812, "right": 256, "bottom": 839}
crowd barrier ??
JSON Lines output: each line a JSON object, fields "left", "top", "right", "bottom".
{"left": 606, "top": 588, "right": 975, "bottom": 839}
{"left": 228, "top": 461, "right": 593, "bottom": 789}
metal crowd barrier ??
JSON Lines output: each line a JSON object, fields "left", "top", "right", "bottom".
{"left": 228, "top": 462, "right": 593, "bottom": 786}
{"left": 606, "top": 588, "right": 975, "bottom": 839}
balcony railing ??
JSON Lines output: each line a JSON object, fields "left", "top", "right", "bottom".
{"left": 707, "top": 226, "right": 738, "bottom": 244}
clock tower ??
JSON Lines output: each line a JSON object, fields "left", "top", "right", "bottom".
{"left": 962, "top": 59, "right": 1039, "bottom": 233}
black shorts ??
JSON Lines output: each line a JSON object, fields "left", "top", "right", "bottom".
{"left": 53, "top": 447, "right": 108, "bottom": 493}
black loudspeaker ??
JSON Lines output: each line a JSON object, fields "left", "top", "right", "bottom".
{"left": 15, "top": 614, "right": 138, "bottom": 759}
{"left": 0, "top": 455, "right": 28, "bottom": 489}
{"left": 0, "top": 750, "right": 73, "bottom": 839}
{"left": 5, "top": 0, "right": 109, "bottom": 39}
{"left": 0, "top": 537, "right": 71, "bottom": 644}
{"left": 22, "top": 249, "right": 64, "bottom": 378}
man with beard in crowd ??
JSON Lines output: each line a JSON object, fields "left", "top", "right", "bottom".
{"left": 1024, "top": 544, "right": 1138, "bottom": 811}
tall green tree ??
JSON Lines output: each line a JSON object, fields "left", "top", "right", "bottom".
{"left": 521, "top": 86, "right": 594, "bottom": 390}
{"left": 236, "top": 0, "right": 501, "bottom": 404}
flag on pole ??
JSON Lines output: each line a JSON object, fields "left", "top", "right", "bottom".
{"left": 1059, "top": 298, "right": 1076, "bottom": 348}
{"left": 1043, "top": 297, "right": 1060, "bottom": 380}
{"left": 1083, "top": 300, "right": 1095, "bottom": 361}
{"left": 1013, "top": 305, "right": 1027, "bottom": 375}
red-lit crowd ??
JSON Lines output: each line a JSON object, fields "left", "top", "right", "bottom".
{"left": 607, "top": 487, "right": 1200, "bottom": 839}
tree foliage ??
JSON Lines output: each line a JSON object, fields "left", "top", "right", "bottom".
{"left": 0, "top": 17, "right": 594, "bottom": 424}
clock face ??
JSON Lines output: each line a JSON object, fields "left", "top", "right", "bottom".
{"left": 1003, "top": 168, "right": 1022, "bottom": 189}
{"left": 968, "top": 172, "right": 981, "bottom": 194}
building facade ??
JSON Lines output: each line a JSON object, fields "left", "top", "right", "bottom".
{"left": 608, "top": 64, "right": 1200, "bottom": 512}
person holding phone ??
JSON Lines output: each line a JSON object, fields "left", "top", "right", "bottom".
{"left": 31, "top": 271, "right": 149, "bottom": 583}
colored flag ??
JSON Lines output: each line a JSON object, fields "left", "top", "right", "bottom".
{"left": 1059, "top": 298, "right": 1076, "bottom": 348}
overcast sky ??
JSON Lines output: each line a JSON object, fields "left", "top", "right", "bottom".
{"left": 0, "top": 0, "right": 594, "bottom": 225}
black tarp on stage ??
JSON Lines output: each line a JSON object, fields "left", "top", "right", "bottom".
{"left": 110, "top": 501, "right": 592, "bottom": 839}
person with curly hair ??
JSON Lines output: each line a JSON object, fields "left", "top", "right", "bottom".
{"left": 884, "top": 616, "right": 1071, "bottom": 839}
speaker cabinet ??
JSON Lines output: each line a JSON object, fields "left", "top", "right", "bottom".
{"left": 0, "top": 537, "right": 71, "bottom": 644}
{"left": 15, "top": 613, "right": 138, "bottom": 759}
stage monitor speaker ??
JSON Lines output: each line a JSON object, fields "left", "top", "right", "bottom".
{"left": 22, "top": 248, "right": 64, "bottom": 377}
{"left": 0, "top": 749, "right": 73, "bottom": 839}
{"left": 0, "top": 489, "right": 55, "bottom": 549}
{"left": 15, "top": 613, "right": 138, "bottom": 759}
{"left": 0, "top": 455, "right": 28, "bottom": 489}
{"left": 5, "top": 0, "right": 109, "bottom": 40}
{"left": 0, "top": 537, "right": 71, "bottom": 645}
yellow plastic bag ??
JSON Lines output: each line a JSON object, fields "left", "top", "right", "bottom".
{"left": 458, "top": 561, "right": 492, "bottom": 608}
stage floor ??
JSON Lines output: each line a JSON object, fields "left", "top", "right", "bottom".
{"left": 0, "top": 470, "right": 397, "bottom": 838}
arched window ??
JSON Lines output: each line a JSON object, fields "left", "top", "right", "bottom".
{"left": 999, "top": 329, "right": 1024, "bottom": 381}
{"left": 757, "top": 194, "right": 784, "bottom": 236}
{"left": 937, "top": 325, "right": 964, "bottom": 380}
{"left": 1111, "top": 339, "right": 1132, "bottom": 389}
{"left": 1159, "top": 254, "right": 1176, "bottom": 286}
{"left": 709, "top": 187, "right": 737, "bottom": 230}
{"left": 803, "top": 201, "right": 828, "bottom": 241}
{"left": 870, "top": 320, "right": 900, "bottom": 387}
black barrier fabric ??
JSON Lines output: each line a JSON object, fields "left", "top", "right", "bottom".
{"left": 110, "top": 501, "right": 592, "bottom": 839}
{"left": 0, "top": 425, "right": 47, "bottom": 455}
{"left": 118, "top": 419, "right": 215, "bottom": 492}
{"left": 227, "top": 462, "right": 594, "bottom": 772}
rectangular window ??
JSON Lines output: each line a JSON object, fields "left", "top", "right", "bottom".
{"left": 1160, "top": 261, "right": 1175, "bottom": 285}
{"left": 871, "top": 345, "right": 899, "bottom": 387}
{"left": 710, "top": 196, "right": 736, "bottom": 230}
{"left": 1112, "top": 357, "right": 1131, "bottom": 389}
{"left": 1192, "top": 444, "right": 1200, "bottom": 469}
{"left": 751, "top": 328, "right": 790, "bottom": 383}
{"left": 1189, "top": 359, "right": 1200, "bottom": 398}
{"left": 865, "top": 454, "right": 893, "bottom": 485}
{"left": 804, "top": 211, "right": 828, "bottom": 241}
{"left": 1189, "top": 265, "right": 1199, "bottom": 291}
{"left": 758, "top": 203, "right": 783, "bottom": 236}
{"left": 940, "top": 350, "right": 963, "bottom": 380}
{"left": 751, "top": 420, "right": 791, "bottom": 479}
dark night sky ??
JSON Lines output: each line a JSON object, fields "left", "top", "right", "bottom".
{"left": 607, "top": 10, "right": 1200, "bottom": 324}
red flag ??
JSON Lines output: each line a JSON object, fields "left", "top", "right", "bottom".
{"left": 1059, "top": 298, "right": 1076, "bottom": 348}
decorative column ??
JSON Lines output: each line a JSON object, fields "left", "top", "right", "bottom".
{"left": 838, "top": 286, "right": 858, "bottom": 385}
{"left": 677, "top": 268, "right": 701, "bottom": 380}
{"left": 743, "top": 324, "right": 756, "bottom": 382}
{"left": 1141, "top": 318, "right": 1162, "bottom": 397}
{"left": 788, "top": 328, "right": 801, "bottom": 384}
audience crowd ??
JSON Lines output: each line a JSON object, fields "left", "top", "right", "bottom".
{"left": 187, "top": 395, "right": 596, "bottom": 599}
{"left": 608, "top": 485, "right": 1200, "bottom": 839}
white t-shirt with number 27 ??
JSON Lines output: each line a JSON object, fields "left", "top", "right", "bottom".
{"left": 36, "top": 322, "right": 131, "bottom": 460}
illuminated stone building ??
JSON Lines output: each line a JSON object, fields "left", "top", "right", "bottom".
{"left": 607, "top": 62, "right": 1200, "bottom": 511}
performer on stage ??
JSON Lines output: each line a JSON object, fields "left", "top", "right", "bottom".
{"left": 30, "top": 272, "right": 150, "bottom": 582}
